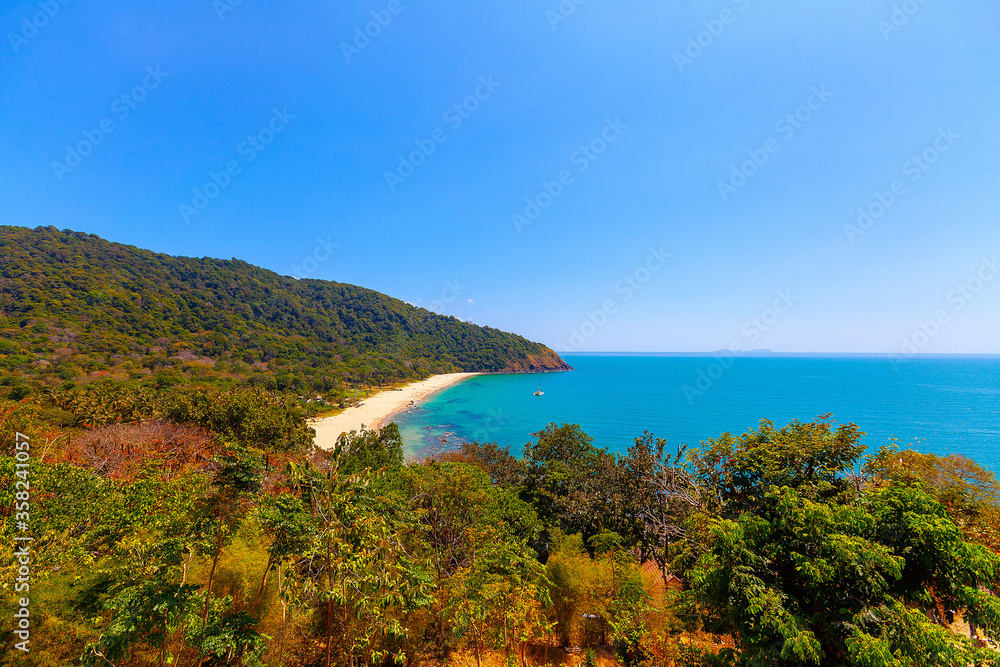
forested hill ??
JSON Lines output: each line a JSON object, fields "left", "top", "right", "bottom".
{"left": 0, "top": 226, "right": 570, "bottom": 394}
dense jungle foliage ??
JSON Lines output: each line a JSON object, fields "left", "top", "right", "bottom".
{"left": 4, "top": 398, "right": 1000, "bottom": 667}
{"left": 0, "top": 225, "right": 568, "bottom": 403}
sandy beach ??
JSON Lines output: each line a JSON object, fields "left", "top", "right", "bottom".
{"left": 310, "top": 372, "right": 480, "bottom": 450}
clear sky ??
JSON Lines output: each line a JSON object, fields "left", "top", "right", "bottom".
{"left": 2, "top": 0, "right": 998, "bottom": 353}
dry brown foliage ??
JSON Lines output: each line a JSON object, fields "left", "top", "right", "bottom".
{"left": 63, "top": 421, "right": 219, "bottom": 480}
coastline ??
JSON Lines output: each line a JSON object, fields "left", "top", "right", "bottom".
{"left": 310, "top": 372, "right": 480, "bottom": 450}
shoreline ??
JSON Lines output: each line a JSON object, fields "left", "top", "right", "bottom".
{"left": 310, "top": 372, "right": 480, "bottom": 450}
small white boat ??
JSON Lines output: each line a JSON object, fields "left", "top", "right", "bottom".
{"left": 533, "top": 381, "right": 544, "bottom": 396}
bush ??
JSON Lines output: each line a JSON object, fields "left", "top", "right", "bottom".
{"left": 163, "top": 386, "right": 313, "bottom": 451}
{"left": 9, "top": 383, "right": 32, "bottom": 400}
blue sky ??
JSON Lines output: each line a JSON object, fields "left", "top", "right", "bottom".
{"left": 2, "top": 0, "right": 998, "bottom": 353}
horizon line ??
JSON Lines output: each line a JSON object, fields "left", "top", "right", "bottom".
{"left": 558, "top": 351, "right": 1000, "bottom": 357}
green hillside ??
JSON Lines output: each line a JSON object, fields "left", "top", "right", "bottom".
{"left": 0, "top": 225, "right": 569, "bottom": 398}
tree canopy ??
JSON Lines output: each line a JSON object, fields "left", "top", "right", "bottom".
{"left": 5, "top": 397, "right": 1000, "bottom": 667}
{"left": 0, "top": 225, "right": 569, "bottom": 399}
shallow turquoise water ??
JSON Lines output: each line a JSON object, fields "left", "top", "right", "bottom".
{"left": 394, "top": 355, "right": 1000, "bottom": 469}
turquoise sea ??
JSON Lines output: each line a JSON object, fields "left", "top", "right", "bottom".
{"left": 394, "top": 355, "right": 1000, "bottom": 469}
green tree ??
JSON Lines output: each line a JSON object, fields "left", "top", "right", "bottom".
{"left": 460, "top": 440, "right": 527, "bottom": 491}
{"left": 450, "top": 529, "right": 541, "bottom": 667}
{"left": 251, "top": 492, "right": 313, "bottom": 617}
{"left": 334, "top": 423, "right": 404, "bottom": 477}
{"left": 615, "top": 432, "right": 701, "bottom": 588}
{"left": 196, "top": 445, "right": 265, "bottom": 656}
{"left": 82, "top": 581, "right": 201, "bottom": 667}
{"left": 866, "top": 446, "right": 1000, "bottom": 550}
{"left": 192, "top": 612, "right": 268, "bottom": 667}
{"left": 290, "top": 452, "right": 430, "bottom": 667}
{"left": 687, "top": 417, "right": 1000, "bottom": 666}
{"left": 399, "top": 461, "right": 540, "bottom": 655}
{"left": 490, "top": 541, "right": 553, "bottom": 667}
{"left": 523, "top": 423, "right": 612, "bottom": 540}
{"left": 688, "top": 416, "right": 865, "bottom": 517}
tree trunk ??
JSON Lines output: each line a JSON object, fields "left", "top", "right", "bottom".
{"left": 325, "top": 544, "right": 334, "bottom": 667}
{"left": 252, "top": 555, "right": 275, "bottom": 615}
{"left": 196, "top": 516, "right": 224, "bottom": 667}
{"left": 181, "top": 548, "right": 195, "bottom": 586}
{"left": 472, "top": 622, "right": 482, "bottom": 667}
{"left": 158, "top": 619, "right": 169, "bottom": 667}
{"left": 437, "top": 611, "right": 447, "bottom": 653}
{"left": 278, "top": 564, "right": 288, "bottom": 658}
{"left": 201, "top": 517, "right": 224, "bottom": 627}
{"left": 659, "top": 533, "right": 671, "bottom": 591}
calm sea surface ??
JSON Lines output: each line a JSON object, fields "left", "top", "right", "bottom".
{"left": 393, "top": 355, "right": 1000, "bottom": 469}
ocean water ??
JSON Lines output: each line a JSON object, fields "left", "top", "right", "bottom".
{"left": 394, "top": 355, "right": 1000, "bottom": 469}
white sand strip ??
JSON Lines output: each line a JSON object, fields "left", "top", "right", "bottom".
{"left": 310, "top": 373, "right": 480, "bottom": 450}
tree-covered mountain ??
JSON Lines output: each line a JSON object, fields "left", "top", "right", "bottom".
{"left": 0, "top": 225, "right": 569, "bottom": 396}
